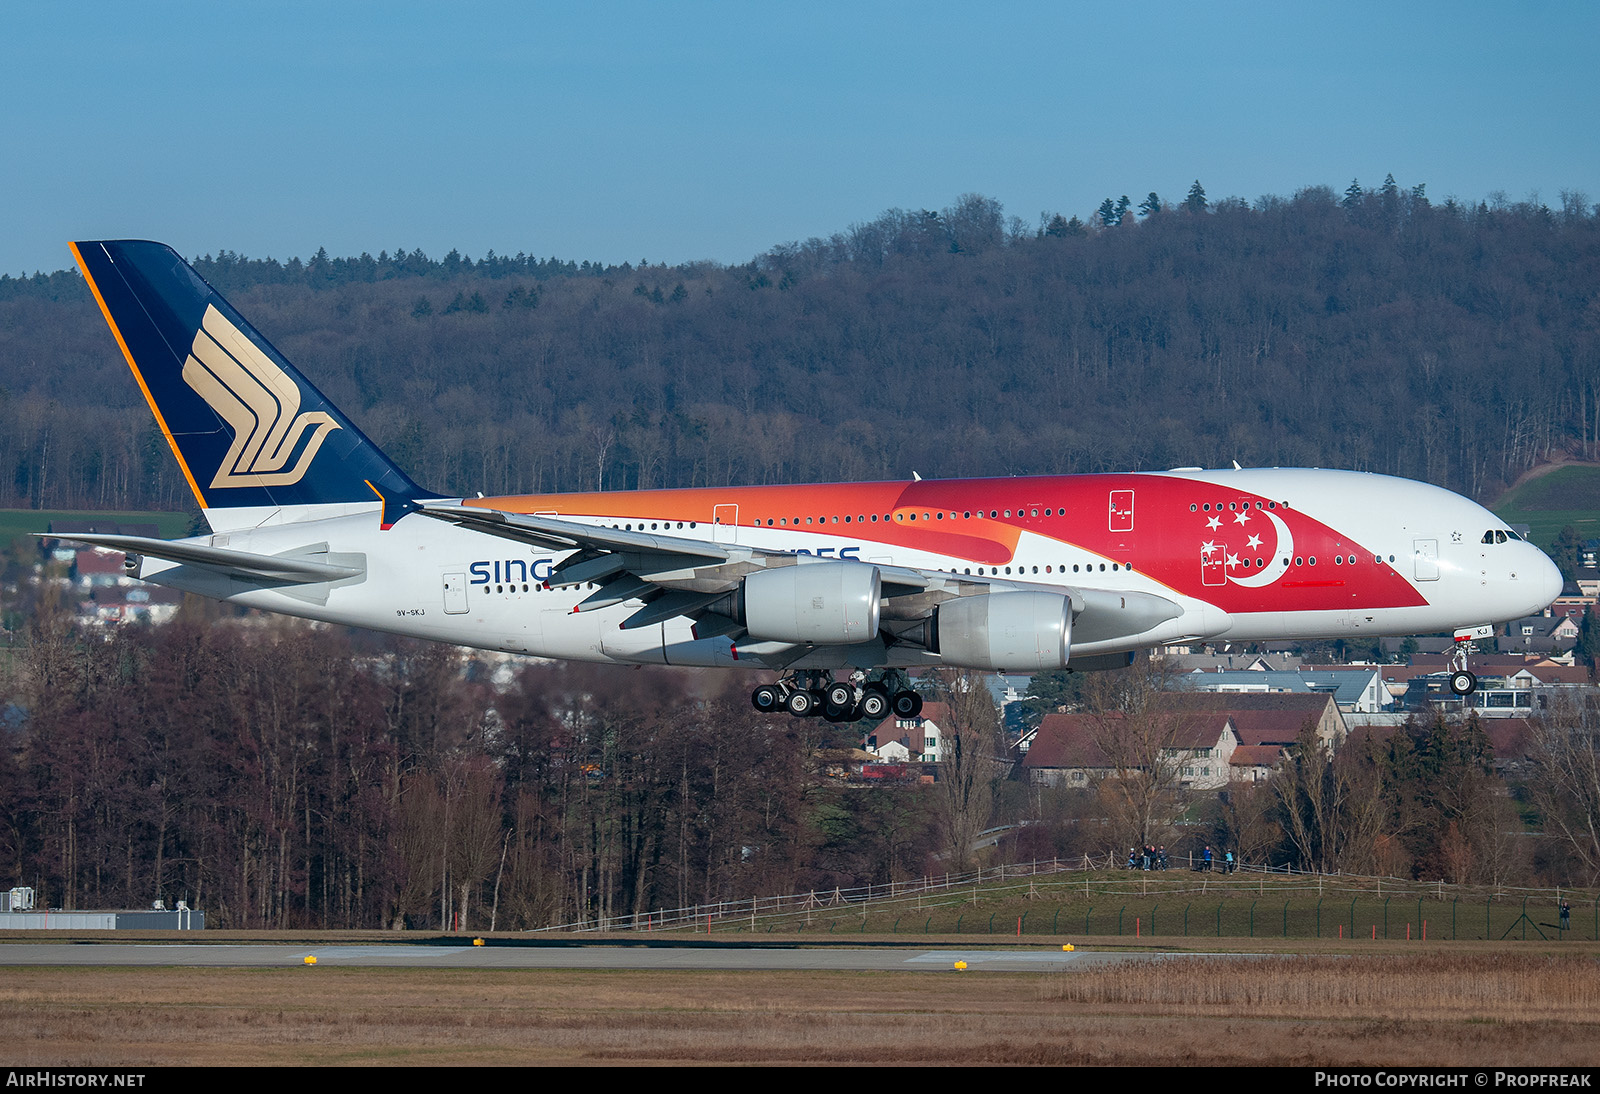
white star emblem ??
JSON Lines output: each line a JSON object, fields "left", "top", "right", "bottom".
{"left": 1206, "top": 516, "right": 1221, "bottom": 530}
{"left": 1246, "top": 534, "right": 1262, "bottom": 550}
{"left": 1225, "top": 552, "right": 1242, "bottom": 568}
{"left": 1234, "top": 511, "right": 1251, "bottom": 525}
{"left": 1201, "top": 541, "right": 1218, "bottom": 556}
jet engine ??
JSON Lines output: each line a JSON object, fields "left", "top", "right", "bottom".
{"left": 931, "top": 591, "right": 1071, "bottom": 672}
{"left": 712, "top": 560, "right": 882, "bottom": 645}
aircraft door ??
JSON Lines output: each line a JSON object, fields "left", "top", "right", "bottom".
{"left": 1413, "top": 539, "right": 1440, "bottom": 581}
{"left": 1109, "top": 490, "right": 1134, "bottom": 532}
{"left": 443, "top": 572, "right": 469, "bottom": 614}
{"left": 712, "top": 503, "right": 738, "bottom": 544}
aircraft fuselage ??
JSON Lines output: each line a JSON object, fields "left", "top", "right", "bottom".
{"left": 138, "top": 466, "right": 1560, "bottom": 670}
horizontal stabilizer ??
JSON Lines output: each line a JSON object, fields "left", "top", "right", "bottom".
{"left": 47, "top": 534, "right": 365, "bottom": 584}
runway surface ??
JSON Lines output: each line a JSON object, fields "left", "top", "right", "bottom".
{"left": 0, "top": 941, "right": 1247, "bottom": 972}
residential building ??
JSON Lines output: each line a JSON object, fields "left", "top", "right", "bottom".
{"left": 1021, "top": 710, "right": 1238, "bottom": 791}
{"left": 864, "top": 702, "right": 949, "bottom": 763}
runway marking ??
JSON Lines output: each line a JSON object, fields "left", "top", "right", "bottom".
{"left": 904, "top": 950, "right": 1082, "bottom": 966}
{"left": 289, "top": 946, "right": 476, "bottom": 960}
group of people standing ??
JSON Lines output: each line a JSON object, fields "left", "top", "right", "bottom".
{"left": 1122, "top": 845, "right": 1241, "bottom": 871}
{"left": 1127, "top": 846, "right": 1169, "bottom": 870}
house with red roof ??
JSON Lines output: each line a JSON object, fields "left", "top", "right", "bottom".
{"left": 1163, "top": 692, "right": 1344, "bottom": 751}
{"left": 864, "top": 702, "right": 949, "bottom": 763}
{"left": 1022, "top": 709, "right": 1239, "bottom": 790}
{"left": 1228, "top": 744, "right": 1283, "bottom": 782}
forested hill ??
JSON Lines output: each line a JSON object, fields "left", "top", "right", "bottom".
{"left": 2, "top": 179, "right": 1597, "bottom": 513}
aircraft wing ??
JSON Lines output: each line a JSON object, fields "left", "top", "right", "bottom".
{"left": 419, "top": 502, "right": 958, "bottom": 599}
{"left": 416, "top": 504, "right": 735, "bottom": 562}
{"left": 416, "top": 503, "right": 1183, "bottom": 667}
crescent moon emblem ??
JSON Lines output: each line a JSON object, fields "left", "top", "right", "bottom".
{"left": 1227, "top": 509, "right": 1294, "bottom": 588}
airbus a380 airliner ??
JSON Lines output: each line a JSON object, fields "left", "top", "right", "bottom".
{"left": 63, "top": 240, "right": 1562, "bottom": 723}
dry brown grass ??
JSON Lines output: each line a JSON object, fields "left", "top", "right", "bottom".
{"left": 1, "top": 956, "right": 1597, "bottom": 1066}
{"left": 1046, "top": 953, "right": 1600, "bottom": 1020}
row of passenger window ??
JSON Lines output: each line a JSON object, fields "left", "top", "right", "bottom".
{"left": 964, "top": 562, "right": 1129, "bottom": 576}
{"left": 480, "top": 582, "right": 599, "bottom": 595}
{"left": 754, "top": 508, "right": 1061, "bottom": 526}
{"left": 1189, "top": 500, "right": 1287, "bottom": 511}
{"left": 608, "top": 504, "right": 1319, "bottom": 530}
{"left": 606, "top": 511, "right": 1060, "bottom": 530}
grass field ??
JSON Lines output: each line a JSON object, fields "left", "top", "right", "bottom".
{"left": 0, "top": 507, "right": 189, "bottom": 548}
{"left": 636, "top": 869, "right": 1598, "bottom": 945}
{"left": 1493, "top": 464, "right": 1600, "bottom": 547}
{"left": 1, "top": 953, "right": 1596, "bottom": 1066}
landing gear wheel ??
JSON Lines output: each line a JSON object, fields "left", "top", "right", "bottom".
{"left": 825, "top": 682, "right": 857, "bottom": 709}
{"left": 859, "top": 686, "right": 889, "bottom": 721}
{"left": 823, "top": 701, "right": 857, "bottom": 723}
{"left": 1449, "top": 670, "right": 1477, "bottom": 696}
{"left": 890, "top": 690, "right": 923, "bottom": 718}
{"left": 751, "top": 685, "right": 782, "bottom": 713}
{"left": 786, "top": 689, "right": 819, "bottom": 717}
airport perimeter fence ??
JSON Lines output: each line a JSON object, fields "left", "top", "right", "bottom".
{"left": 534, "top": 855, "right": 1600, "bottom": 942}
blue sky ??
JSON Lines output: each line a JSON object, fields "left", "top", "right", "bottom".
{"left": 4, "top": 1, "right": 1597, "bottom": 275}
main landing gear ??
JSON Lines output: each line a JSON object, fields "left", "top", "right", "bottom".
{"left": 750, "top": 669, "right": 922, "bottom": 723}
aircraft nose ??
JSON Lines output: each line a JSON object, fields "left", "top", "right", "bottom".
{"left": 1534, "top": 546, "right": 1564, "bottom": 609}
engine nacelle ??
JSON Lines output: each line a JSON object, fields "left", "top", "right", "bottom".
{"left": 932, "top": 591, "right": 1071, "bottom": 672}
{"left": 735, "top": 561, "right": 883, "bottom": 645}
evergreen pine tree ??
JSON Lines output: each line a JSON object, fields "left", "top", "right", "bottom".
{"left": 1576, "top": 606, "right": 1600, "bottom": 669}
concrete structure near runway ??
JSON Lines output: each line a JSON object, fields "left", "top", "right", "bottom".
{"left": 0, "top": 906, "right": 204, "bottom": 931}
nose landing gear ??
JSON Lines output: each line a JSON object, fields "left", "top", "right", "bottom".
{"left": 749, "top": 669, "right": 920, "bottom": 722}
{"left": 1447, "top": 636, "right": 1478, "bottom": 696}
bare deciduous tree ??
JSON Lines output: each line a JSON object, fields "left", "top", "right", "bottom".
{"left": 1215, "top": 780, "right": 1279, "bottom": 866}
{"left": 1083, "top": 660, "right": 1188, "bottom": 853}
{"left": 1528, "top": 694, "right": 1600, "bottom": 883}
{"left": 1272, "top": 721, "right": 1386, "bottom": 874}
{"left": 930, "top": 670, "right": 1002, "bottom": 873}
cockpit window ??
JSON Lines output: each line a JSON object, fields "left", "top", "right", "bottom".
{"left": 1482, "top": 531, "right": 1495, "bottom": 544}
{"left": 1483, "top": 529, "right": 1514, "bottom": 544}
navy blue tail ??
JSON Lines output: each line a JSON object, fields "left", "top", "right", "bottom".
{"left": 72, "top": 240, "right": 432, "bottom": 524}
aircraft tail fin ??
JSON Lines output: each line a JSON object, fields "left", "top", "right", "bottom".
{"left": 71, "top": 240, "right": 432, "bottom": 528}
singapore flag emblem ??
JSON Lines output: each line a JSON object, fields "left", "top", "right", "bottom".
{"left": 1200, "top": 505, "right": 1294, "bottom": 588}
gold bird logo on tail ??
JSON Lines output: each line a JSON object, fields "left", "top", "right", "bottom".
{"left": 182, "top": 305, "right": 341, "bottom": 488}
